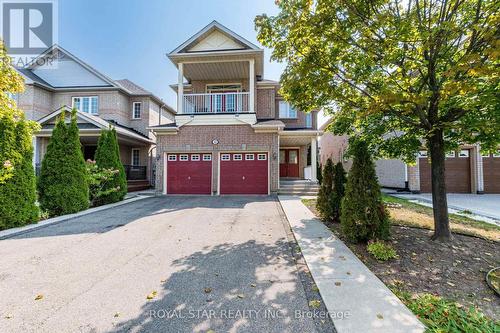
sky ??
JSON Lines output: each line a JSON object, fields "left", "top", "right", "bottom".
{"left": 56, "top": 0, "right": 285, "bottom": 109}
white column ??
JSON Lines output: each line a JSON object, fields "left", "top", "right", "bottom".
{"left": 249, "top": 59, "right": 255, "bottom": 112}
{"left": 476, "top": 144, "right": 484, "bottom": 193}
{"left": 311, "top": 136, "right": 318, "bottom": 182}
{"left": 177, "top": 62, "right": 184, "bottom": 114}
{"left": 32, "top": 136, "right": 37, "bottom": 168}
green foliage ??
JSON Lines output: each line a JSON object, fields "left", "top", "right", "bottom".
{"left": 94, "top": 128, "right": 127, "bottom": 205}
{"left": 37, "top": 109, "right": 89, "bottom": 216}
{"left": 332, "top": 162, "right": 347, "bottom": 222}
{"left": 85, "top": 160, "right": 120, "bottom": 207}
{"left": 0, "top": 114, "right": 39, "bottom": 229}
{"left": 316, "top": 162, "right": 323, "bottom": 185}
{"left": 367, "top": 241, "right": 398, "bottom": 261}
{"left": 316, "top": 158, "right": 334, "bottom": 220}
{"left": 392, "top": 286, "right": 499, "bottom": 333}
{"left": 341, "top": 139, "right": 390, "bottom": 242}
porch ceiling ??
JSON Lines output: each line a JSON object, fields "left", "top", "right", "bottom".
{"left": 184, "top": 61, "right": 249, "bottom": 81}
{"left": 280, "top": 136, "right": 312, "bottom": 147}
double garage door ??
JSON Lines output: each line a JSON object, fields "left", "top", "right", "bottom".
{"left": 166, "top": 152, "right": 268, "bottom": 195}
{"left": 483, "top": 152, "right": 500, "bottom": 193}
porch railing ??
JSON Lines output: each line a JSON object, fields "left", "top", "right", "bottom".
{"left": 182, "top": 92, "right": 250, "bottom": 114}
{"left": 123, "top": 165, "right": 147, "bottom": 181}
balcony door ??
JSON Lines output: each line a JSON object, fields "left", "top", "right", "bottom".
{"left": 206, "top": 84, "right": 242, "bottom": 113}
{"left": 280, "top": 149, "right": 300, "bottom": 178}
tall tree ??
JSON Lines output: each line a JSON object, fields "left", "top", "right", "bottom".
{"left": 0, "top": 41, "right": 39, "bottom": 229}
{"left": 256, "top": 0, "right": 499, "bottom": 241}
{"left": 38, "top": 109, "right": 89, "bottom": 216}
{"left": 94, "top": 128, "right": 127, "bottom": 204}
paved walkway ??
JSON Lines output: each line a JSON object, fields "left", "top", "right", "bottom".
{"left": 390, "top": 192, "right": 500, "bottom": 222}
{"left": 279, "top": 196, "right": 425, "bottom": 333}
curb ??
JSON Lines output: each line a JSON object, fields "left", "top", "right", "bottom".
{"left": 0, "top": 195, "right": 151, "bottom": 240}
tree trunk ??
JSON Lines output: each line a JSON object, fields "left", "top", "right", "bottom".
{"left": 428, "top": 129, "right": 452, "bottom": 241}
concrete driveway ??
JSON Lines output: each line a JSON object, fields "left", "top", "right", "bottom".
{"left": 0, "top": 196, "right": 325, "bottom": 333}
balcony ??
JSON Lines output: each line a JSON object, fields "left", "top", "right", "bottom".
{"left": 182, "top": 92, "right": 250, "bottom": 114}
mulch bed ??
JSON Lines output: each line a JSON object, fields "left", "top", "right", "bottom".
{"left": 303, "top": 201, "right": 500, "bottom": 321}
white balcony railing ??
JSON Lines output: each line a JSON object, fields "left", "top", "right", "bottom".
{"left": 182, "top": 92, "right": 250, "bottom": 114}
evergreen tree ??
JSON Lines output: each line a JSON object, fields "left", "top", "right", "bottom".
{"left": 341, "top": 139, "right": 389, "bottom": 242}
{"left": 332, "top": 162, "right": 347, "bottom": 222}
{"left": 316, "top": 161, "right": 323, "bottom": 185}
{"left": 94, "top": 128, "right": 127, "bottom": 205}
{"left": 316, "top": 158, "right": 334, "bottom": 220}
{"left": 0, "top": 114, "right": 39, "bottom": 229}
{"left": 38, "top": 109, "right": 89, "bottom": 216}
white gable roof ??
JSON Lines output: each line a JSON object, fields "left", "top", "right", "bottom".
{"left": 26, "top": 45, "right": 116, "bottom": 88}
{"left": 171, "top": 21, "right": 261, "bottom": 55}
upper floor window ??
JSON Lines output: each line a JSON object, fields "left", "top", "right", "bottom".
{"left": 306, "top": 113, "right": 312, "bottom": 128}
{"left": 132, "top": 102, "right": 142, "bottom": 119}
{"left": 279, "top": 101, "right": 297, "bottom": 119}
{"left": 73, "top": 96, "right": 98, "bottom": 115}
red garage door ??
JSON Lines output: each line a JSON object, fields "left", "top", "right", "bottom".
{"left": 483, "top": 152, "right": 500, "bottom": 193}
{"left": 220, "top": 152, "right": 268, "bottom": 195}
{"left": 419, "top": 150, "right": 471, "bottom": 193}
{"left": 166, "top": 153, "right": 212, "bottom": 194}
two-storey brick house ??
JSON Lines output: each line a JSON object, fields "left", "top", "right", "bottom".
{"left": 151, "top": 21, "right": 322, "bottom": 195}
{"left": 13, "top": 45, "right": 176, "bottom": 191}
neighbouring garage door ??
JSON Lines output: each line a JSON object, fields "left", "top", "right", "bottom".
{"left": 166, "top": 153, "right": 212, "bottom": 194}
{"left": 483, "top": 152, "right": 500, "bottom": 193}
{"left": 220, "top": 152, "right": 268, "bottom": 195}
{"left": 419, "top": 149, "right": 471, "bottom": 193}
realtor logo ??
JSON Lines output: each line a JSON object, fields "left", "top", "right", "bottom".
{"left": 1, "top": 0, "right": 57, "bottom": 64}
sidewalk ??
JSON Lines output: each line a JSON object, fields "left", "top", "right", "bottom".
{"left": 278, "top": 196, "right": 425, "bottom": 333}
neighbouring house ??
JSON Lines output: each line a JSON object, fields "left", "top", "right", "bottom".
{"left": 150, "top": 21, "right": 322, "bottom": 195}
{"left": 319, "top": 119, "right": 500, "bottom": 194}
{"left": 12, "top": 45, "right": 176, "bottom": 191}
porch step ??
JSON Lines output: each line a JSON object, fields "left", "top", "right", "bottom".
{"left": 127, "top": 180, "right": 151, "bottom": 192}
{"left": 279, "top": 180, "right": 319, "bottom": 196}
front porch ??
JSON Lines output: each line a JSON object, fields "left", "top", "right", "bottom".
{"left": 279, "top": 130, "right": 320, "bottom": 182}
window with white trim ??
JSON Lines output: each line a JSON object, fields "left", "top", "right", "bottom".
{"left": 221, "top": 154, "right": 230, "bottom": 161}
{"left": 279, "top": 101, "right": 297, "bottom": 119}
{"left": 191, "top": 154, "right": 200, "bottom": 161}
{"left": 132, "top": 102, "right": 142, "bottom": 119}
{"left": 131, "top": 148, "right": 140, "bottom": 166}
{"left": 446, "top": 151, "right": 456, "bottom": 158}
{"left": 245, "top": 154, "right": 255, "bottom": 161}
{"left": 179, "top": 154, "right": 189, "bottom": 161}
{"left": 305, "top": 113, "right": 312, "bottom": 128}
{"left": 72, "top": 96, "right": 98, "bottom": 115}
{"left": 203, "top": 154, "right": 212, "bottom": 161}
{"left": 418, "top": 150, "right": 428, "bottom": 158}
{"left": 459, "top": 150, "right": 469, "bottom": 158}
{"left": 168, "top": 154, "right": 177, "bottom": 161}
{"left": 233, "top": 154, "right": 242, "bottom": 161}
{"left": 257, "top": 154, "right": 267, "bottom": 160}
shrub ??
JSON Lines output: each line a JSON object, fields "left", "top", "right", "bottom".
{"left": 85, "top": 160, "right": 120, "bottom": 207}
{"left": 392, "top": 287, "right": 498, "bottom": 333}
{"left": 38, "top": 109, "right": 89, "bottom": 216}
{"left": 316, "top": 158, "right": 334, "bottom": 220}
{"left": 94, "top": 128, "right": 127, "bottom": 205}
{"left": 340, "top": 139, "right": 390, "bottom": 242}
{"left": 367, "top": 240, "right": 398, "bottom": 261}
{"left": 317, "top": 162, "right": 323, "bottom": 185}
{"left": 0, "top": 114, "right": 39, "bottom": 230}
{"left": 332, "top": 162, "right": 347, "bottom": 222}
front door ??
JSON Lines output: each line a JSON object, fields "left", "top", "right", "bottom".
{"left": 280, "top": 149, "right": 299, "bottom": 178}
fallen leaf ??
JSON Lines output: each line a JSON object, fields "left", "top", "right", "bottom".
{"left": 5, "top": 313, "right": 13, "bottom": 319}
{"left": 346, "top": 271, "right": 351, "bottom": 275}
{"left": 160, "top": 279, "right": 166, "bottom": 283}
{"left": 204, "top": 288, "right": 212, "bottom": 294}
{"left": 146, "top": 291, "right": 157, "bottom": 300}
{"left": 377, "top": 314, "right": 384, "bottom": 319}
{"left": 114, "top": 312, "right": 120, "bottom": 318}
{"left": 482, "top": 298, "right": 492, "bottom": 302}
{"left": 335, "top": 282, "right": 341, "bottom": 286}
{"left": 35, "top": 294, "right": 43, "bottom": 301}
{"left": 446, "top": 282, "right": 456, "bottom": 287}
{"left": 309, "top": 300, "right": 321, "bottom": 308}
{"left": 250, "top": 284, "right": 256, "bottom": 288}
{"left": 237, "top": 294, "right": 245, "bottom": 299}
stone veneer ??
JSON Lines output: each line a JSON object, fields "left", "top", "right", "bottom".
{"left": 155, "top": 125, "right": 279, "bottom": 194}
